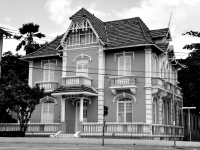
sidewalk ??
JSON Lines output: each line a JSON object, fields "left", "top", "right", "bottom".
{"left": 0, "top": 137, "right": 199, "bottom": 147}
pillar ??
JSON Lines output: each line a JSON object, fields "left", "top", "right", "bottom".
{"left": 97, "top": 47, "right": 105, "bottom": 122}
{"left": 144, "top": 47, "right": 152, "bottom": 124}
{"left": 62, "top": 51, "right": 67, "bottom": 77}
{"left": 159, "top": 97, "right": 163, "bottom": 124}
{"left": 61, "top": 99, "right": 65, "bottom": 122}
{"left": 79, "top": 97, "right": 83, "bottom": 122}
{"left": 28, "top": 61, "right": 33, "bottom": 87}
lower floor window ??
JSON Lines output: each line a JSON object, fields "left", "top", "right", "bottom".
{"left": 41, "top": 102, "right": 54, "bottom": 123}
{"left": 118, "top": 98, "right": 132, "bottom": 122}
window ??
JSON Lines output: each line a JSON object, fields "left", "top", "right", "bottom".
{"left": 76, "top": 59, "right": 88, "bottom": 77}
{"left": 118, "top": 56, "right": 131, "bottom": 76}
{"left": 67, "top": 28, "right": 97, "bottom": 47}
{"left": 117, "top": 98, "right": 132, "bottom": 122}
{"left": 44, "top": 63, "right": 56, "bottom": 81}
{"left": 151, "top": 53, "right": 158, "bottom": 77}
{"left": 152, "top": 98, "right": 157, "bottom": 124}
{"left": 41, "top": 100, "right": 54, "bottom": 123}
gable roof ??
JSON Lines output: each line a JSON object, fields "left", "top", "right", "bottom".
{"left": 22, "top": 35, "right": 63, "bottom": 59}
{"left": 150, "top": 28, "right": 169, "bottom": 38}
{"left": 23, "top": 8, "right": 169, "bottom": 59}
{"left": 156, "top": 43, "right": 169, "bottom": 52}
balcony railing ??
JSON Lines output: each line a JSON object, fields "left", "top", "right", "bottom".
{"left": 62, "top": 76, "right": 92, "bottom": 86}
{"left": 164, "top": 81, "right": 173, "bottom": 93}
{"left": 109, "top": 76, "right": 137, "bottom": 95}
{"left": 35, "top": 81, "right": 58, "bottom": 92}
{"left": 175, "top": 86, "right": 182, "bottom": 97}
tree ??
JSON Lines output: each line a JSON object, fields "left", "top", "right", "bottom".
{"left": 14, "top": 22, "right": 45, "bottom": 55}
{"left": 178, "top": 31, "right": 200, "bottom": 112}
{"left": 0, "top": 76, "right": 44, "bottom": 136}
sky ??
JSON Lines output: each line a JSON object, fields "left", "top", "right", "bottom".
{"left": 1, "top": 0, "right": 200, "bottom": 58}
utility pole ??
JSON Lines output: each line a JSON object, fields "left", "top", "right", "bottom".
{"left": 182, "top": 107, "right": 196, "bottom": 142}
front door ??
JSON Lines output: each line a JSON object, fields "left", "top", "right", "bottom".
{"left": 76, "top": 101, "right": 88, "bottom": 132}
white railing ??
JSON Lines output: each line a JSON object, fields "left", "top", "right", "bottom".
{"left": 0, "top": 122, "right": 60, "bottom": 132}
{"left": 35, "top": 81, "right": 58, "bottom": 92}
{"left": 110, "top": 76, "right": 136, "bottom": 86}
{"left": 152, "top": 77, "right": 164, "bottom": 89}
{"left": 62, "top": 76, "right": 92, "bottom": 86}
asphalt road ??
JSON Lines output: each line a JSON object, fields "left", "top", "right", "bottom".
{"left": 0, "top": 143, "right": 197, "bottom": 150}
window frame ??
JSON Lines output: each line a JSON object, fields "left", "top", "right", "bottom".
{"left": 76, "top": 59, "right": 89, "bottom": 77}
{"left": 43, "top": 63, "right": 56, "bottom": 82}
{"left": 117, "top": 98, "right": 133, "bottom": 123}
{"left": 41, "top": 100, "right": 55, "bottom": 123}
{"left": 118, "top": 56, "right": 131, "bottom": 76}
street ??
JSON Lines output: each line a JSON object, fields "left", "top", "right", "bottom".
{"left": 0, "top": 143, "right": 197, "bottom": 150}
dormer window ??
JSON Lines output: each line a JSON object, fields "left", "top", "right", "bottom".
{"left": 66, "top": 20, "right": 97, "bottom": 47}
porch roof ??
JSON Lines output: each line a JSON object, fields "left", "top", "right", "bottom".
{"left": 51, "top": 85, "right": 98, "bottom": 96}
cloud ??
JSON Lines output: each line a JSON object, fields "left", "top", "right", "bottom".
{"left": 114, "top": 0, "right": 200, "bottom": 58}
{"left": 45, "top": 0, "right": 107, "bottom": 26}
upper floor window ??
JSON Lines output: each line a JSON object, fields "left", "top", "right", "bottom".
{"left": 44, "top": 63, "right": 56, "bottom": 81}
{"left": 67, "top": 28, "right": 97, "bottom": 47}
{"left": 151, "top": 53, "right": 158, "bottom": 77}
{"left": 76, "top": 59, "right": 88, "bottom": 77}
{"left": 118, "top": 56, "right": 131, "bottom": 76}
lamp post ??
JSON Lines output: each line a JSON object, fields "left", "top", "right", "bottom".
{"left": 182, "top": 107, "right": 196, "bottom": 142}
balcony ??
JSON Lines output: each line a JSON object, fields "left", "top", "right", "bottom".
{"left": 175, "top": 86, "right": 182, "bottom": 98}
{"left": 151, "top": 77, "right": 166, "bottom": 96}
{"left": 35, "top": 81, "right": 58, "bottom": 92}
{"left": 109, "top": 75, "right": 137, "bottom": 95}
{"left": 62, "top": 76, "right": 92, "bottom": 86}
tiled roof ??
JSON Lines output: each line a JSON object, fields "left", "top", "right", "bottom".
{"left": 22, "top": 35, "right": 63, "bottom": 59}
{"left": 53, "top": 85, "right": 98, "bottom": 94}
{"left": 150, "top": 28, "right": 169, "bottom": 38}
{"left": 24, "top": 8, "right": 169, "bottom": 58}
{"left": 70, "top": 8, "right": 107, "bottom": 43}
{"left": 156, "top": 43, "right": 169, "bottom": 52}
{"left": 105, "top": 17, "right": 153, "bottom": 48}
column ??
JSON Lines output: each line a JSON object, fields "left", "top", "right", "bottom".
{"left": 28, "top": 61, "right": 33, "bottom": 88}
{"left": 62, "top": 51, "right": 67, "bottom": 77}
{"left": 61, "top": 99, "right": 65, "bottom": 122}
{"left": 97, "top": 47, "right": 105, "bottom": 122}
{"left": 79, "top": 97, "right": 83, "bottom": 122}
{"left": 159, "top": 97, "right": 163, "bottom": 124}
{"left": 145, "top": 47, "right": 152, "bottom": 124}
{"left": 171, "top": 100, "right": 173, "bottom": 125}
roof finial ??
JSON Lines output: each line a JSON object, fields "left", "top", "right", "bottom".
{"left": 167, "top": 12, "right": 173, "bottom": 28}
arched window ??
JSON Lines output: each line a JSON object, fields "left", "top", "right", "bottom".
{"left": 40, "top": 96, "right": 57, "bottom": 123}
{"left": 117, "top": 98, "right": 133, "bottom": 122}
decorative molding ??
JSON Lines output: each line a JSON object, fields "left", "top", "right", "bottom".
{"left": 111, "top": 89, "right": 117, "bottom": 95}
{"left": 130, "top": 88, "right": 136, "bottom": 94}
{"left": 112, "top": 93, "right": 136, "bottom": 104}
{"left": 73, "top": 53, "right": 92, "bottom": 63}
{"left": 40, "top": 96, "right": 57, "bottom": 104}
{"left": 114, "top": 51, "right": 134, "bottom": 61}
{"left": 70, "top": 20, "right": 89, "bottom": 33}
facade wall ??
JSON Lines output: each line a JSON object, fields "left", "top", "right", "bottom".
{"left": 104, "top": 47, "right": 146, "bottom": 122}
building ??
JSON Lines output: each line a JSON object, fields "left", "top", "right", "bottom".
{"left": 22, "top": 8, "right": 184, "bottom": 139}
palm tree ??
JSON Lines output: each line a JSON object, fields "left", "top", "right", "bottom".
{"left": 15, "top": 23, "right": 45, "bottom": 55}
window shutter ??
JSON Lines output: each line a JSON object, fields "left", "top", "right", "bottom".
{"left": 44, "top": 64, "right": 49, "bottom": 81}
{"left": 50, "top": 63, "right": 55, "bottom": 81}
{"left": 48, "top": 104, "right": 54, "bottom": 123}
{"left": 42, "top": 104, "right": 48, "bottom": 123}
{"left": 125, "top": 56, "right": 131, "bottom": 76}
{"left": 118, "top": 57, "right": 124, "bottom": 76}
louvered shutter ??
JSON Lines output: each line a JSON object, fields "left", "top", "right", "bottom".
{"left": 125, "top": 56, "right": 131, "bottom": 76}
{"left": 48, "top": 104, "right": 54, "bottom": 123}
{"left": 42, "top": 104, "right": 48, "bottom": 123}
{"left": 44, "top": 64, "right": 49, "bottom": 81}
{"left": 118, "top": 57, "right": 124, "bottom": 76}
{"left": 49, "top": 63, "right": 55, "bottom": 81}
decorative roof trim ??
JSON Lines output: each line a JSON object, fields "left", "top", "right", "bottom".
{"left": 20, "top": 54, "right": 58, "bottom": 60}
{"left": 61, "top": 21, "right": 73, "bottom": 47}
{"left": 51, "top": 91, "right": 98, "bottom": 96}
{"left": 73, "top": 53, "right": 92, "bottom": 62}
{"left": 112, "top": 92, "right": 136, "bottom": 104}
{"left": 40, "top": 96, "right": 57, "bottom": 104}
